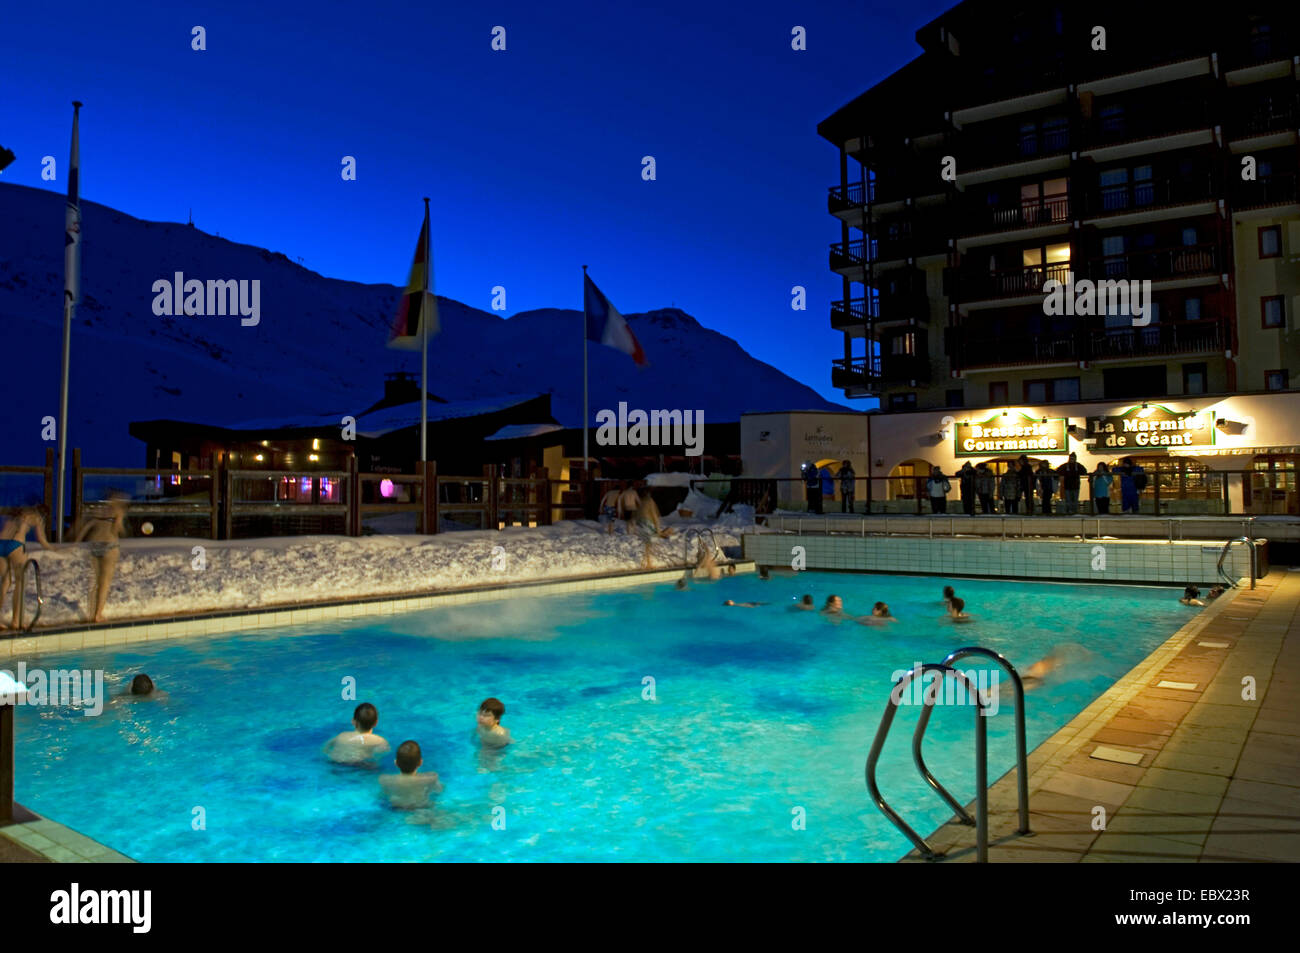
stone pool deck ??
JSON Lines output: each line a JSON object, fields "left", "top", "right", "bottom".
{"left": 903, "top": 572, "right": 1300, "bottom": 862}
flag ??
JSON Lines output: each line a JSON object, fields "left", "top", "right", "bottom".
{"left": 0, "top": 145, "right": 14, "bottom": 172}
{"left": 583, "top": 273, "right": 647, "bottom": 366}
{"left": 64, "top": 110, "right": 81, "bottom": 304}
{"left": 388, "top": 208, "right": 438, "bottom": 349}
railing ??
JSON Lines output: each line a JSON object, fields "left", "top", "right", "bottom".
{"left": 831, "top": 292, "right": 929, "bottom": 329}
{"left": 15, "top": 560, "right": 43, "bottom": 632}
{"left": 1082, "top": 242, "right": 1219, "bottom": 283}
{"left": 947, "top": 260, "right": 1070, "bottom": 301}
{"left": 1218, "top": 537, "right": 1258, "bottom": 589}
{"left": 1081, "top": 173, "right": 1217, "bottom": 217}
{"left": 830, "top": 239, "right": 869, "bottom": 270}
{"left": 828, "top": 181, "right": 873, "bottom": 212}
{"left": 965, "top": 194, "right": 1070, "bottom": 235}
{"left": 695, "top": 473, "right": 1300, "bottom": 519}
{"left": 831, "top": 356, "right": 881, "bottom": 390}
{"left": 1233, "top": 174, "right": 1299, "bottom": 211}
{"left": 1087, "top": 321, "right": 1223, "bottom": 359}
{"left": 960, "top": 123, "right": 1071, "bottom": 171}
{"left": 1080, "top": 97, "right": 1211, "bottom": 148}
{"left": 0, "top": 449, "right": 56, "bottom": 535}
{"left": 1229, "top": 95, "right": 1299, "bottom": 139}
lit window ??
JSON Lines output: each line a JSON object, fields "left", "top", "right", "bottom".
{"left": 1259, "top": 226, "right": 1281, "bottom": 258}
{"left": 1263, "top": 296, "right": 1285, "bottom": 329}
{"left": 1266, "top": 369, "right": 1289, "bottom": 391}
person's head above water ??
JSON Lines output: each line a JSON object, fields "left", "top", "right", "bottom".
{"left": 395, "top": 740, "right": 422, "bottom": 775}
{"left": 872, "top": 602, "right": 890, "bottom": 617}
{"left": 674, "top": 578, "right": 688, "bottom": 590}
{"left": 723, "top": 599, "right": 735, "bottom": 606}
{"left": 823, "top": 595, "right": 842, "bottom": 611}
{"left": 943, "top": 585, "right": 955, "bottom": 600}
{"left": 949, "top": 597, "right": 965, "bottom": 614}
{"left": 353, "top": 702, "right": 379, "bottom": 733}
{"left": 800, "top": 594, "right": 813, "bottom": 606}
{"left": 478, "top": 697, "right": 505, "bottom": 726}
{"left": 1184, "top": 585, "right": 1201, "bottom": 599}
{"left": 130, "top": 673, "right": 154, "bottom": 695}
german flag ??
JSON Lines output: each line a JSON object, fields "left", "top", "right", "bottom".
{"left": 388, "top": 206, "right": 438, "bottom": 349}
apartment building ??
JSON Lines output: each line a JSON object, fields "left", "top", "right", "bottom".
{"left": 814, "top": 2, "right": 1300, "bottom": 513}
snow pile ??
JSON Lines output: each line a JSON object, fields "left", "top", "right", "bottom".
{"left": 14, "top": 514, "right": 771, "bottom": 629}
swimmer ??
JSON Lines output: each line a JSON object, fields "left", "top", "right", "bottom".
{"left": 1180, "top": 585, "right": 1205, "bottom": 607}
{"left": 821, "top": 595, "right": 843, "bottom": 615}
{"left": 1207, "top": 584, "right": 1226, "bottom": 601}
{"left": 871, "top": 601, "right": 896, "bottom": 620}
{"left": 674, "top": 576, "right": 688, "bottom": 590}
{"left": 723, "top": 600, "right": 766, "bottom": 608}
{"left": 941, "top": 585, "right": 955, "bottom": 609}
{"left": 1019, "top": 647, "right": 1068, "bottom": 691}
{"left": 106, "top": 672, "right": 169, "bottom": 707}
{"left": 378, "top": 740, "right": 443, "bottom": 809}
{"left": 475, "top": 697, "right": 512, "bottom": 748}
{"left": 324, "top": 702, "right": 391, "bottom": 763}
{"left": 0, "top": 506, "right": 56, "bottom": 630}
{"left": 758, "top": 566, "right": 771, "bottom": 581}
{"left": 694, "top": 538, "right": 721, "bottom": 581}
{"left": 946, "top": 596, "right": 972, "bottom": 623}
{"left": 791, "top": 594, "right": 815, "bottom": 611}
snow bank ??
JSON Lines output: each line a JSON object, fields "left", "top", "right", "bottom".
{"left": 12, "top": 514, "right": 772, "bottom": 628}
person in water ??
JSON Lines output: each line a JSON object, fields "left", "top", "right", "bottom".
{"left": 871, "top": 601, "right": 896, "bottom": 619}
{"left": 941, "top": 585, "right": 955, "bottom": 609}
{"left": 324, "top": 702, "right": 391, "bottom": 763}
{"left": 1180, "top": 585, "right": 1205, "bottom": 607}
{"left": 379, "top": 740, "right": 444, "bottom": 810}
{"left": 791, "top": 594, "right": 815, "bottom": 611}
{"left": 0, "top": 506, "right": 56, "bottom": 630}
{"left": 947, "top": 596, "right": 972, "bottom": 622}
{"left": 107, "top": 672, "right": 168, "bottom": 707}
{"left": 1019, "top": 647, "right": 1072, "bottom": 691}
{"left": 723, "top": 599, "right": 766, "bottom": 608}
{"left": 694, "top": 538, "right": 722, "bottom": 581}
{"left": 1207, "top": 584, "right": 1226, "bottom": 601}
{"left": 475, "top": 697, "right": 512, "bottom": 748}
{"left": 821, "top": 595, "right": 844, "bottom": 615}
{"left": 74, "top": 493, "right": 130, "bottom": 624}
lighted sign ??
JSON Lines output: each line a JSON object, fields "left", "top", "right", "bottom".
{"left": 954, "top": 414, "right": 1068, "bottom": 456}
{"left": 1088, "top": 406, "right": 1214, "bottom": 449}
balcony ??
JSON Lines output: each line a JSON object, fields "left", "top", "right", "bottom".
{"left": 1233, "top": 173, "right": 1299, "bottom": 210}
{"left": 828, "top": 181, "right": 872, "bottom": 215}
{"left": 831, "top": 356, "right": 879, "bottom": 391}
{"left": 1229, "top": 94, "right": 1300, "bottom": 140}
{"left": 963, "top": 194, "right": 1070, "bottom": 236}
{"left": 953, "top": 57, "right": 1068, "bottom": 112}
{"left": 950, "top": 320, "right": 1224, "bottom": 369}
{"left": 1080, "top": 97, "right": 1211, "bottom": 151}
{"left": 1088, "top": 321, "right": 1223, "bottom": 361}
{"left": 1222, "top": 28, "right": 1296, "bottom": 71}
{"left": 946, "top": 260, "right": 1071, "bottom": 302}
{"left": 961, "top": 122, "right": 1071, "bottom": 172}
{"left": 830, "top": 290, "right": 928, "bottom": 331}
{"left": 1081, "top": 243, "right": 1220, "bottom": 283}
{"left": 1079, "top": 173, "right": 1217, "bottom": 218}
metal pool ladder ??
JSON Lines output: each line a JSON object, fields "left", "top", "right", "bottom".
{"left": 1217, "top": 537, "right": 1257, "bottom": 589}
{"left": 865, "top": 646, "right": 1032, "bottom": 862}
{"left": 15, "top": 559, "right": 44, "bottom": 632}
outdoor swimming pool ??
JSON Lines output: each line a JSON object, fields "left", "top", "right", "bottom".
{"left": 13, "top": 573, "right": 1192, "bottom": 862}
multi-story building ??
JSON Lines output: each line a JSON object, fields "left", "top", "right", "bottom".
{"left": 813, "top": 2, "right": 1300, "bottom": 514}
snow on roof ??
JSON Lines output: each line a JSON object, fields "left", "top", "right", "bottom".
{"left": 225, "top": 394, "right": 545, "bottom": 436}
{"left": 485, "top": 423, "right": 564, "bottom": 441}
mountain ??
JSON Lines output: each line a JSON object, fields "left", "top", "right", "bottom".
{"left": 0, "top": 183, "right": 848, "bottom": 466}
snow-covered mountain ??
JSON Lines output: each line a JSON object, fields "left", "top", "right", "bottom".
{"left": 0, "top": 183, "right": 847, "bottom": 466}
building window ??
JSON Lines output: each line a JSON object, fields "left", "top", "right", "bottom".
{"left": 1184, "top": 297, "right": 1202, "bottom": 320}
{"left": 989, "top": 381, "right": 1009, "bottom": 404}
{"left": 890, "top": 332, "right": 916, "bottom": 355}
{"left": 888, "top": 392, "right": 917, "bottom": 410}
{"left": 945, "top": 388, "right": 965, "bottom": 407}
{"left": 1266, "top": 369, "right": 1289, "bottom": 391}
{"left": 1259, "top": 225, "right": 1282, "bottom": 258}
{"left": 1024, "top": 377, "right": 1080, "bottom": 402}
{"left": 1183, "top": 363, "right": 1207, "bottom": 395}
{"left": 1262, "top": 295, "right": 1286, "bottom": 329}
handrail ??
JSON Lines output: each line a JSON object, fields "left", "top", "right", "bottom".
{"left": 16, "top": 560, "right": 43, "bottom": 632}
{"left": 1217, "top": 536, "right": 1257, "bottom": 589}
{"left": 866, "top": 662, "right": 988, "bottom": 862}
{"left": 938, "top": 648, "right": 1031, "bottom": 836}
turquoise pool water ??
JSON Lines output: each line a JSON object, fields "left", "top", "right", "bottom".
{"left": 13, "top": 573, "right": 1191, "bottom": 862}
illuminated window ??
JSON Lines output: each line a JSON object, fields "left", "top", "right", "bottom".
{"left": 1262, "top": 296, "right": 1285, "bottom": 329}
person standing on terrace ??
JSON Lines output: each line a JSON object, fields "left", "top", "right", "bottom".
{"left": 1092, "top": 462, "right": 1114, "bottom": 514}
{"left": 1017, "top": 454, "right": 1036, "bottom": 515}
{"left": 1055, "top": 452, "right": 1088, "bottom": 515}
{"left": 802, "top": 461, "right": 822, "bottom": 514}
{"left": 926, "top": 466, "right": 950, "bottom": 514}
{"left": 1000, "top": 463, "right": 1021, "bottom": 514}
{"left": 958, "top": 462, "right": 976, "bottom": 515}
{"left": 975, "top": 462, "right": 995, "bottom": 514}
{"left": 839, "top": 460, "right": 856, "bottom": 513}
{"left": 1036, "top": 460, "right": 1055, "bottom": 515}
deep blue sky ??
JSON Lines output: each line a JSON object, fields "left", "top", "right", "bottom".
{"left": 4, "top": 0, "right": 950, "bottom": 407}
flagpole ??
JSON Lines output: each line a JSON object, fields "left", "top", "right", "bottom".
{"left": 421, "top": 197, "right": 430, "bottom": 463}
{"left": 55, "top": 101, "right": 82, "bottom": 542}
{"left": 581, "top": 265, "right": 589, "bottom": 475}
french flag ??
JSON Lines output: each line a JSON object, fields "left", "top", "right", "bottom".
{"left": 584, "top": 273, "right": 647, "bottom": 366}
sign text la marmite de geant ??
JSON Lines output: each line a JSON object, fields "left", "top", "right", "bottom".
{"left": 1088, "top": 407, "right": 1215, "bottom": 449}
{"left": 954, "top": 415, "right": 1068, "bottom": 456}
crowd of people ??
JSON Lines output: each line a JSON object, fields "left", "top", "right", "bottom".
{"left": 927, "top": 454, "right": 1150, "bottom": 516}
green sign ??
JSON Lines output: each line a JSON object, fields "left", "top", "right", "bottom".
{"left": 954, "top": 413, "right": 1068, "bottom": 456}
{"left": 1088, "top": 406, "right": 1215, "bottom": 450}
